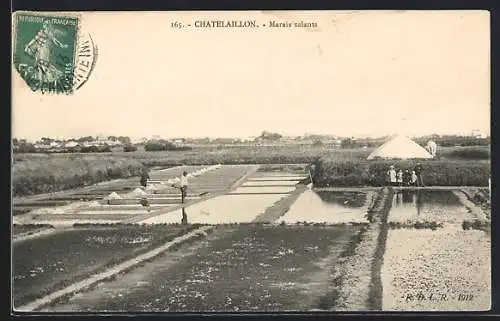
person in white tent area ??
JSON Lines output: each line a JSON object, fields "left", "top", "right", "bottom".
{"left": 426, "top": 140, "right": 437, "bottom": 158}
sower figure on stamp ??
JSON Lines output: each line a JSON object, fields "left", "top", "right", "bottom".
{"left": 24, "top": 21, "right": 68, "bottom": 82}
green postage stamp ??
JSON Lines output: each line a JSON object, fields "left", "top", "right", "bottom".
{"left": 13, "top": 12, "right": 80, "bottom": 94}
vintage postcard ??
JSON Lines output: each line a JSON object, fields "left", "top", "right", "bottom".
{"left": 11, "top": 10, "right": 491, "bottom": 313}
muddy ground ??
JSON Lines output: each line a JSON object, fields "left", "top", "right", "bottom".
{"left": 13, "top": 224, "right": 198, "bottom": 307}
{"left": 42, "top": 224, "right": 361, "bottom": 312}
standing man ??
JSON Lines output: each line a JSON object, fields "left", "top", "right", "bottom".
{"left": 414, "top": 163, "right": 425, "bottom": 187}
{"left": 403, "top": 169, "right": 411, "bottom": 187}
{"left": 140, "top": 167, "right": 149, "bottom": 189}
{"left": 397, "top": 169, "right": 403, "bottom": 188}
{"left": 387, "top": 165, "right": 397, "bottom": 187}
{"left": 180, "top": 171, "right": 189, "bottom": 204}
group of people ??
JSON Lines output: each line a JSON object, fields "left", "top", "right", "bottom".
{"left": 387, "top": 163, "right": 424, "bottom": 187}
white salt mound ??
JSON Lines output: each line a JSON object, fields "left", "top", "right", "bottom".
{"left": 105, "top": 192, "right": 122, "bottom": 200}
{"left": 129, "top": 188, "right": 148, "bottom": 197}
{"left": 87, "top": 201, "right": 101, "bottom": 207}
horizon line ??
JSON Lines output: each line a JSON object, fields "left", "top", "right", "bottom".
{"left": 12, "top": 131, "right": 491, "bottom": 142}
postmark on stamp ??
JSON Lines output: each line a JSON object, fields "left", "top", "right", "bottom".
{"left": 73, "top": 32, "right": 98, "bottom": 91}
{"left": 12, "top": 11, "right": 97, "bottom": 94}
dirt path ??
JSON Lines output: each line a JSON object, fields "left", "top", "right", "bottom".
{"left": 453, "top": 190, "right": 489, "bottom": 221}
{"left": 368, "top": 187, "right": 393, "bottom": 310}
{"left": 252, "top": 184, "right": 307, "bottom": 223}
{"left": 13, "top": 227, "right": 59, "bottom": 243}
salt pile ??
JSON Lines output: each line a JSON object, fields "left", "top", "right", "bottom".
{"left": 128, "top": 188, "right": 149, "bottom": 197}
{"left": 87, "top": 200, "right": 102, "bottom": 207}
{"left": 105, "top": 192, "right": 122, "bottom": 200}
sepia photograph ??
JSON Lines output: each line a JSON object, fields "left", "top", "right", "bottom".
{"left": 11, "top": 10, "right": 491, "bottom": 313}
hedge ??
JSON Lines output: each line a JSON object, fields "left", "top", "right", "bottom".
{"left": 12, "top": 156, "right": 144, "bottom": 197}
{"left": 313, "top": 157, "right": 490, "bottom": 187}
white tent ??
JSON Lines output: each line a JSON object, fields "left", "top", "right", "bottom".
{"left": 367, "top": 135, "right": 434, "bottom": 160}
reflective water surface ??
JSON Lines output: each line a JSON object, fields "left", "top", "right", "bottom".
{"left": 388, "top": 190, "right": 471, "bottom": 223}
{"left": 140, "top": 193, "right": 289, "bottom": 224}
{"left": 280, "top": 190, "right": 369, "bottom": 224}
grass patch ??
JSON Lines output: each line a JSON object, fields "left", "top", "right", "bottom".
{"left": 442, "top": 146, "right": 490, "bottom": 160}
{"left": 13, "top": 224, "right": 55, "bottom": 236}
{"left": 12, "top": 154, "right": 144, "bottom": 197}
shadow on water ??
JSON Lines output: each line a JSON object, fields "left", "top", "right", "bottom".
{"left": 315, "top": 191, "right": 366, "bottom": 208}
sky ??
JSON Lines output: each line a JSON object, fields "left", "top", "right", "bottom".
{"left": 12, "top": 10, "right": 490, "bottom": 141}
